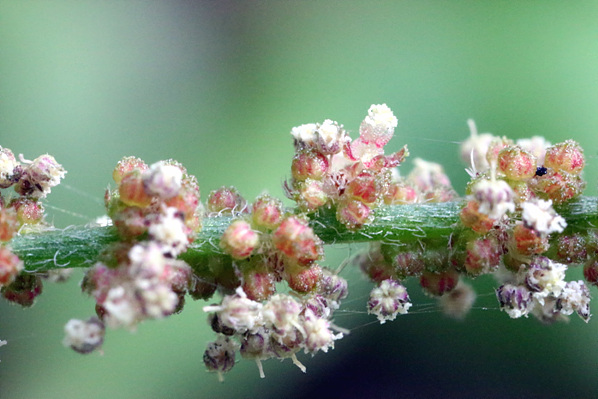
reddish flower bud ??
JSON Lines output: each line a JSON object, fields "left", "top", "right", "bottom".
{"left": 251, "top": 195, "right": 283, "bottom": 230}
{"left": 460, "top": 200, "right": 495, "bottom": 235}
{"left": 393, "top": 251, "right": 425, "bottom": 279}
{"left": 272, "top": 216, "right": 322, "bottom": 266}
{"left": 556, "top": 234, "right": 587, "bottom": 264}
{"left": 296, "top": 179, "right": 329, "bottom": 212}
{"left": 497, "top": 146, "right": 537, "bottom": 181}
{"left": 0, "top": 246, "right": 24, "bottom": 287}
{"left": 420, "top": 269, "right": 459, "bottom": 296}
{"left": 0, "top": 207, "right": 19, "bottom": 242}
{"left": 207, "top": 186, "right": 247, "bottom": 214}
{"left": 220, "top": 219, "right": 259, "bottom": 260}
{"left": 511, "top": 223, "right": 549, "bottom": 256}
{"left": 530, "top": 169, "right": 585, "bottom": 204}
{"left": 583, "top": 258, "right": 598, "bottom": 287}
{"left": 464, "top": 236, "right": 503, "bottom": 276}
{"left": 242, "top": 269, "right": 276, "bottom": 301}
{"left": 2, "top": 273, "right": 43, "bottom": 307}
{"left": 384, "top": 181, "right": 417, "bottom": 204}
{"left": 291, "top": 149, "right": 329, "bottom": 181}
{"left": 345, "top": 172, "right": 380, "bottom": 205}
{"left": 285, "top": 264, "right": 322, "bottom": 293}
{"left": 336, "top": 199, "right": 371, "bottom": 229}
{"left": 118, "top": 171, "right": 153, "bottom": 207}
{"left": 10, "top": 198, "right": 44, "bottom": 225}
{"left": 544, "top": 140, "right": 584, "bottom": 175}
{"left": 485, "top": 137, "right": 513, "bottom": 165}
{"left": 112, "top": 156, "right": 148, "bottom": 184}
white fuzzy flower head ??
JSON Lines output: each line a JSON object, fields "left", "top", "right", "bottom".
{"left": 302, "top": 309, "right": 343, "bottom": 354}
{"left": 526, "top": 258, "right": 568, "bottom": 304}
{"left": 368, "top": 279, "right": 412, "bottom": 324}
{"left": 103, "top": 285, "right": 142, "bottom": 329}
{"left": 203, "top": 287, "right": 262, "bottom": 334}
{"left": 0, "top": 147, "right": 18, "bottom": 188}
{"left": 439, "top": 281, "right": 476, "bottom": 320}
{"left": 63, "top": 317, "right": 105, "bottom": 354}
{"left": 137, "top": 280, "right": 178, "bottom": 318}
{"left": 460, "top": 119, "right": 495, "bottom": 173}
{"left": 496, "top": 284, "right": 534, "bottom": 319}
{"left": 291, "top": 123, "right": 318, "bottom": 150}
{"left": 557, "top": 280, "right": 591, "bottom": 322}
{"left": 262, "top": 294, "right": 303, "bottom": 338}
{"left": 128, "top": 242, "right": 167, "bottom": 279}
{"left": 16, "top": 154, "right": 66, "bottom": 198}
{"left": 148, "top": 207, "right": 189, "bottom": 255}
{"left": 471, "top": 178, "right": 515, "bottom": 220}
{"left": 359, "top": 103, "right": 397, "bottom": 148}
{"left": 407, "top": 158, "right": 453, "bottom": 195}
{"left": 521, "top": 199, "right": 566, "bottom": 236}
{"left": 316, "top": 119, "right": 346, "bottom": 155}
{"left": 143, "top": 161, "right": 183, "bottom": 199}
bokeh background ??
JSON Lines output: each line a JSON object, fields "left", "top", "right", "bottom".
{"left": 1, "top": 1, "right": 598, "bottom": 398}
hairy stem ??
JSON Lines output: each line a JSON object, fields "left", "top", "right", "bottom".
{"left": 11, "top": 197, "right": 598, "bottom": 274}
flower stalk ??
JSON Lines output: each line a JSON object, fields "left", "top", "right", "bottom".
{"left": 11, "top": 196, "right": 598, "bottom": 274}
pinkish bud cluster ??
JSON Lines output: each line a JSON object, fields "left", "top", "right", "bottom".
{"left": 0, "top": 145, "right": 67, "bottom": 304}
{"left": 285, "top": 104, "right": 410, "bottom": 229}
{"left": 75, "top": 157, "right": 200, "bottom": 343}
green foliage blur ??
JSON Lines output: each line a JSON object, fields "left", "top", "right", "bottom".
{"left": 1, "top": 1, "right": 598, "bottom": 398}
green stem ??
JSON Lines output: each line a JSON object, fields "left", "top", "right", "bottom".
{"left": 10, "top": 197, "right": 598, "bottom": 274}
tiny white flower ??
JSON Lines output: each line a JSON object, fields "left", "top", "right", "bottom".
{"left": 103, "top": 285, "right": 141, "bottom": 329}
{"left": 522, "top": 199, "right": 566, "bottom": 235}
{"left": 143, "top": 161, "right": 183, "bottom": 199}
{"left": 368, "top": 279, "right": 412, "bottom": 324}
{"left": 471, "top": 178, "right": 515, "bottom": 220}
{"left": 291, "top": 123, "right": 318, "bottom": 150}
{"left": 302, "top": 309, "right": 342, "bottom": 354}
{"left": 203, "top": 287, "right": 262, "bottom": 333}
{"left": 149, "top": 207, "right": 189, "bottom": 255}
{"left": 63, "top": 317, "right": 105, "bottom": 354}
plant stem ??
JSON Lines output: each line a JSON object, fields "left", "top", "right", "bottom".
{"left": 11, "top": 197, "right": 598, "bottom": 274}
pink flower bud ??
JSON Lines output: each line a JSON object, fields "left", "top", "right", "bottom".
{"left": 251, "top": 195, "right": 283, "bottom": 230}
{"left": 285, "top": 264, "right": 322, "bottom": 293}
{"left": 112, "top": 156, "right": 148, "bottom": 184}
{"left": 118, "top": 170, "right": 153, "bottom": 207}
{"left": 420, "top": 269, "right": 459, "bottom": 296}
{"left": 0, "top": 246, "right": 24, "bottom": 287}
{"left": 464, "top": 236, "right": 503, "bottom": 276}
{"left": 2, "top": 273, "right": 43, "bottom": 307}
{"left": 207, "top": 186, "right": 247, "bottom": 214}
{"left": 272, "top": 216, "right": 322, "bottom": 266}
{"left": 497, "top": 146, "right": 537, "bottom": 181}
{"left": 220, "top": 219, "right": 259, "bottom": 260}
{"left": 544, "top": 140, "right": 584, "bottom": 175}
{"left": 336, "top": 199, "right": 371, "bottom": 229}
{"left": 291, "top": 149, "right": 329, "bottom": 181}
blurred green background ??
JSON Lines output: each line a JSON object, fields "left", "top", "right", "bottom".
{"left": 1, "top": 1, "right": 598, "bottom": 398}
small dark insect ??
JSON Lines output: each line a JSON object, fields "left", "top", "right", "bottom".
{"left": 535, "top": 166, "right": 548, "bottom": 176}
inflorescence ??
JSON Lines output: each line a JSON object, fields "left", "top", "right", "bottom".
{"left": 0, "top": 105, "right": 596, "bottom": 378}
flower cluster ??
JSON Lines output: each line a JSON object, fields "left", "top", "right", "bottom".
{"left": 77, "top": 157, "right": 201, "bottom": 343}
{"left": 285, "top": 104, "right": 409, "bottom": 229}
{"left": 3, "top": 107, "right": 596, "bottom": 378}
{"left": 0, "top": 146, "right": 66, "bottom": 306}
{"left": 203, "top": 277, "right": 346, "bottom": 379}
